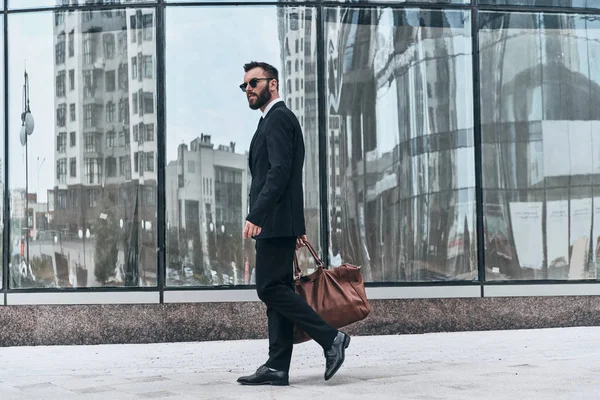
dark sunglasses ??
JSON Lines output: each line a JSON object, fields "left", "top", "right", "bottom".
{"left": 239, "top": 77, "right": 274, "bottom": 92}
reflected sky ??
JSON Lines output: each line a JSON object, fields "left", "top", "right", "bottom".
{"left": 165, "top": 7, "right": 281, "bottom": 164}
{"left": 8, "top": 12, "right": 55, "bottom": 202}
{"left": 7, "top": 7, "right": 282, "bottom": 200}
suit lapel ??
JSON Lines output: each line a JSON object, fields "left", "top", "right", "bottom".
{"left": 248, "top": 102, "right": 286, "bottom": 170}
{"left": 249, "top": 117, "right": 264, "bottom": 170}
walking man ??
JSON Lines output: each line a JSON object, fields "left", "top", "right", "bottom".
{"left": 238, "top": 61, "right": 350, "bottom": 385}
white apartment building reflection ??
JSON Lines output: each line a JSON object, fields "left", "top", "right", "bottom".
{"left": 48, "top": 2, "right": 157, "bottom": 287}
{"left": 166, "top": 135, "right": 248, "bottom": 285}
{"left": 277, "top": 6, "right": 321, "bottom": 257}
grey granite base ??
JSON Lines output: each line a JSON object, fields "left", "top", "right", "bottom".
{"left": 1, "top": 297, "right": 600, "bottom": 346}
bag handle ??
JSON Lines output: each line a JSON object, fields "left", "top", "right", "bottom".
{"left": 303, "top": 240, "right": 324, "bottom": 267}
{"left": 294, "top": 239, "right": 324, "bottom": 278}
{"left": 294, "top": 253, "right": 302, "bottom": 278}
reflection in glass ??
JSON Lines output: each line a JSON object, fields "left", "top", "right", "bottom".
{"left": 165, "top": 7, "right": 320, "bottom": 286}
{"left": 325, "top": 8, "right": 476, "bottom": 282}
{"left": 9, "top": 8, "right": 157, "bottom": 288}
{"left": 9, "top": 0, "right": 155, "bottom": 11}
{"left": 480, "top": 12, "right": 600, "bottom": 280}
{"left": 0, "top": 19, "right": 3, "bottom": 289}
{"left": 478, "top": 0, "right": 599, "bottom": 10}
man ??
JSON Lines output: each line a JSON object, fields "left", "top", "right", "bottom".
{"left": 237, "top": 61, "right": 350, "bottom": 386}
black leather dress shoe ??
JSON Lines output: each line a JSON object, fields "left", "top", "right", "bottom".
{"left": 324, "top": 331, "right": 351, "bottom": 381}
{"left": 237, "top": 365, "right": 289, "bottom": 386}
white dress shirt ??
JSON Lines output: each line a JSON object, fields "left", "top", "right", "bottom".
{"left": 262, "top": 98, "right": 284, "bottom": 118}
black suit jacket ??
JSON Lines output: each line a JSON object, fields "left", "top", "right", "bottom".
{"left": 247, "top": 101, "right": 306, "bottom": 240}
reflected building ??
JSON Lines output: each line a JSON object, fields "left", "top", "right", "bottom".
{"left": 11, "top": 189, "right": 27, "bottom": 222}
{"left": 165, "top": 135, "right": 248, "bottom": 285}
{"left": 52, "top": 2, "right": 157, "bottom": 286}
{"left": 10, "top": 189, "right": 30, "bottom": 256}
{"left": 326, "top": 8, "right": 477, "bottom": 282}
{"left": 479, "top": 12, "right": 600, "bottom": 280}
{"left": 277, "top": 6, "right": 321, "bottom": 257}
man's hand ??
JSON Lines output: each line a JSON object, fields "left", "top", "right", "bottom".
{"left": 243, "top": 220, "right": 262, "bottom": 239}
{"left": 296, "top": 235, "right": 308, "bottom": 250}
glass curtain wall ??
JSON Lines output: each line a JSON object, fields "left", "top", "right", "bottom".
{"left": 1, "top": 0, "right": 599, "bottom": 293}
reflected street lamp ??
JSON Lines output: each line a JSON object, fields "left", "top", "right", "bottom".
{"left": 20, "top": 67, "right": 35, "bottom": 264}
{"left": 36, "top": 157, "right": 45, "bottom": 200}
{"left": 54, "top": 233, "right": 64, "bottom": 255}
{"left": 220, "top": 224, "right": 225, "bottom": 267}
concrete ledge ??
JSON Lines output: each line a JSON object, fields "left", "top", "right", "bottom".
{"left": 164, "top": 289, "right": 260, "bottom": 303}
{"left": 484, "top": 284, "right": 600, "bottom": 297}
{"left": 7, "top": 291, "right": 160, "bottom": 305}
{"left": 163, "top": 285, "right": 480, "bottom": 303}
{"left": 1, "top": 296, "right": 600, "bottom": 346}
{"left": 365, "top": 285, "right": 480, "bottom": 299}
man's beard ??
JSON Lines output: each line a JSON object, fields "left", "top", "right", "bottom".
{"left": 248, "top": 87, "right": 272, "bottom": 110}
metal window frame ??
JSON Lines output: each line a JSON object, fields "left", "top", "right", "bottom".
{"left": 1, "top": 0, "right": 599, "bottom": 305}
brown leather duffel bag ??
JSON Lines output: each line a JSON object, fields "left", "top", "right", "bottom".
{"left": 293, "top": 240, "right": 371, "bottom": 344}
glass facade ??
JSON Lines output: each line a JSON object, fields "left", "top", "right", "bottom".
{"left": 480, "top": 11, "right": 600, "bottom": 281}
{"left": 0, "top": 0, "right": 598, "bottom": 298}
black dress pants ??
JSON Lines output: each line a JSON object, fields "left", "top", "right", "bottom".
{"left": 255, "top": 237, "right": 338, "bottom": 373}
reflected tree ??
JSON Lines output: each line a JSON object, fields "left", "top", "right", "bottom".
{"left": 192, "top": 234, "right": 204, "bottom": 275}
{"left": 94, "top": 196, "right": 119, "bottom": 285}
{"left": 167, "top": 227, "right": 181, "bottom": 268}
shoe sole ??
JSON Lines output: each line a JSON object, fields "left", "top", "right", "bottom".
{"left": 238, "top": 381, "right": 289, "bottom": 386}
{"left": 325, "top": 335, "right": 351, "bottom": 381}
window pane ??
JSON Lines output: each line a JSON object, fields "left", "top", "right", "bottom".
{"left": 478, "top": 0, "right": 599, "bottom": 10}
{"left": 9, "top": 0, "right": 155, "bottom": 10}
{"left": 8, "top": 8, "right": 157, "bottom": 288}
{"left": 326, "top": 7, "right": 476, "bottom": 282}
{"left": 165, "top": 6, "right": 320, "bottom": 287}
{"left": 480, "top": 12, "right": 600, "bottom": 280}
{"left": 0, "top": 19, "right": 3, "bottom": 289}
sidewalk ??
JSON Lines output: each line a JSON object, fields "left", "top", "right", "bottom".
{"left": 0, "top": 327, "right": 598, "bottom": 399}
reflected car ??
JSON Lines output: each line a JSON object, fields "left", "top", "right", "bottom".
{"left": 166, "top": 268, "right": 180, "bottom": 280}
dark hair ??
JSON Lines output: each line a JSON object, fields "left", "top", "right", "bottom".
{"left": 243, "top": 61, "right": 279, "bottom": 89}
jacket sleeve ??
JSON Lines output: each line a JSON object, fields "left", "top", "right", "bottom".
{"left": 246, "top": 110, "right": 294, "bottom": 226}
